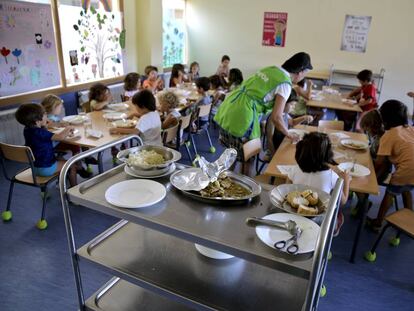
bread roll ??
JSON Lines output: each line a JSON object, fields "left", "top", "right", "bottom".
{"left": 298, "top": 204, "right": 319, "bottom": 216}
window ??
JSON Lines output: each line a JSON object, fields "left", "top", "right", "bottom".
{"left": 162, "top": 0, "right": 186, "bottom": 68}
{"left": 58, "top": 0, "right": 125, "bottom": 85}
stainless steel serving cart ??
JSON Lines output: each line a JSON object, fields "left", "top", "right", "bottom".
{"left": 59, "top": 135, "right": 343, "bottom": 311}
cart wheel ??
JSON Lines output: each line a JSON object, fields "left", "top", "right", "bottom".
{"left": 389, "top": 237, "right": 400, "bottom": 247}
{"left": 2, "top": 211, "right": 12, "bottom": 222}
{"left": 327, "top": 251, "right": 332, "bottom": 261}
{"left": 209, "top": 146, "right": 216, "bottom": 153}
{"left": 320, "top": 285, "right": 327, "bottom": 297}
{"left": 36, "top": 219, "right": 48, "bottom": 230}
{"left": 364, "top": 251, "right": 376, "bottom": 262}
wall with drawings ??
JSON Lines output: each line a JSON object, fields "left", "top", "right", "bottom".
{"left": 0, "top": 0, "right": 60, "bottom": 97}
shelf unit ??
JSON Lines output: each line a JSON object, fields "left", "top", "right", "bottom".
{"left": 328, "top": 65, "right": 385, "bottom": 101}
{"left": 60, "top": 136, "right": 342, "bottom": 311}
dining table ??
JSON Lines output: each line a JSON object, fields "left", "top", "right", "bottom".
{"left": 307, "top": 98, "right": 362, "bottom": 113}
{"left": 264, "top": 125, "right": 379, "bottom": 262}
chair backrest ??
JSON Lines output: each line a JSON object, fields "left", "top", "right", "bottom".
{"left": 179, "top": 113, "right": 192, "bottom": 131}
{"left": 243, "top": 138, "right": 261, "bottom": 162}
{"left": 198, "top": 104, "right": 212, "bottom": 118}
{"left": 318, "top": 120, "right": 344, "bottom": 131}
{"left": 120, "top": 94, "right": 127, "bottom": 102}
{"left": 162, "top": 123, "right": 179, "bottom": 145}
{"left": 0, "top": 142, "right": 33, "bottom": 164}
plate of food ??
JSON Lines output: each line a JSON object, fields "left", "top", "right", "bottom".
{"left": 270, "top": 184, "right": 330, "bottom": 217}
{"left": 340, "top": 139, "right": 369, "bottom": 150}
{"left": 338, "top": 162, "right": 370, "bottom": 177}
{"left": 103, "top": 112, "right": 128, "bottom": 121}
{"left": 62, "top": 115, "right": 88, "bottom": 125}
{"left": 288, "top": 129, "right": 309, "bottom": 140}
{"left": 107, "top": 103, "right": 129, "bottom": 111}
{"left": 112, "top": 119, "right": 137, "bottom": 128}
{"left": 341, "top": 98, "right": 357, "bottom": 105}
{"left": 170, "top": 169, "right": 261, "bottom": 203}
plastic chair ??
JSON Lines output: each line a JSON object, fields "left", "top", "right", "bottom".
{"left": 191, "top": 104, "right": 216, "bottom": 159}
{"left": 162, "top": 123, "right": 179, "bottom": 147}
{"left": 163, "top": 114, "right": 193, "bottom": 161}
{"left": 365, "top": 208, "right": 414, "bottom": 262}
{"left": 0, "top": 142, "right": 63, "bottom": 230}
{"left": 318, "top": 120, "right": 344, "bottom": 131}
{"left": 241, "top": 138, "right": 261, "bottom": 175}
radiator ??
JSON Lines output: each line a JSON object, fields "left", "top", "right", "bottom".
{"left": 0, "top": 108, "right": 24, "bottom": 145}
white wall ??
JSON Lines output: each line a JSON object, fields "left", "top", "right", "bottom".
{"left": 186, "top": 0, "right": 414, "bottom": 113}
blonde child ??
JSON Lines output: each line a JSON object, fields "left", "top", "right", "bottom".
{"left": 40, "top": 94, "right": 66, "bottom": 126}
{"left": 110, "top": 90, "right": 162, "bottom": 146}
{"left": 88, "top": 83, "right": 113, "bottom": 111}
{"left": 367, "top": 100, "right": 414, "bottom": 230}
{"left": 158, "top": 91, "right": 181, "bottom": 130}
{"left": 287, "top": 132, "right": 351, "bottom": 235}
{"left": 123, "top": 72, "right": 141, "bottom": 101}
{"left": 143, "top": 66, "right": 164, "bottom": 93}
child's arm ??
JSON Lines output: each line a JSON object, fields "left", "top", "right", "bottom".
{"left": 348, "top": 87, "right": 362, "bottom": 99}
{"left": 162, "top": 115, "right": 178, "bottom": 130}
{"left": 374, "top": 155, "right": 390, "bottom": 180}
{"left": 109, "top": 127, "right": 139, "bottom": 135}
{"left": 357, "top": 97, "right": 373, "bottom": 107}
{"left": 293, "top": 81, "right": 313, "bottom": 100}
{"left": 91, "top": 101, "right": 108, "bottom": 111}
{"left": 331, "top": 166, "right": 351, "bottom": 205}
{"left": 52, "top": 126, "right": 75, "bottom": 140}
{"left": 289, "top": 115, "right": 313, "bottom": 127}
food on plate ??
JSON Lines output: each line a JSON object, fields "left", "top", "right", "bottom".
{"left": 112, "top": 119, "right": 136, "bottom": 128}
{"left": 199, "top": 174, "right": 252, "bottom": 198}
{"left": 127, "top": 150, "right": 165, "bottom": 166}
{"left": 285, "top": 189, "right": 325, "bottom": 215}
{"left": 345, "top": 141, "right": 365, "bottom": 149}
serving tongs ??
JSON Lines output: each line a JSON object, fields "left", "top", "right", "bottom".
{"left": 245, "top": 217, "right": 298, "bottom": 235}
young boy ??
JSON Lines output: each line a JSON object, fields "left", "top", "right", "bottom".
{"left": 109, "top": 90, "right": 162, "bottom": 146}
{"left": 142, "top": 66, "right": 164, "bottom": 93}
{"left": 216, "top": 55, "right": 230, "bottom": 78}
{"left": 15, "top": 103, "right": 79, "bottom": 186}
{"left": 195, "top": 77, "right": 212, "bottom": 128}
{"left": 368, "top": 100, "right": 414, "bottom": 230}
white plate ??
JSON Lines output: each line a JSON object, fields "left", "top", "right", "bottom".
{"left": 112, "top": 119, "right": 137, "bottom": 128}
{"left": 124, "top": 163, "right": 176, "bottom": 179}
{"left": 288, "top": 129, "right": 309, "bottom": 140}
{"left": 62, "top": 115, "right": 87, "bottom": 124}
{"left": 108, "top": 103, "right": 129, "bottom": 111}
{"left": 338, "top": 162, "right": 371, "bottom": 177}
{"left": 105, "top": 180, "right": 166, "bottom": 208}
{"left": 103, "top": 112, "right": 127, "bottom": 120}
{"left": 340, "top": 139, "right": 369, "bottom": 150}
{"left": 255, "top": 213, "right": 320, "bottom": 255}
{"left": 194, "top": 244, "right": 234, "bottom": 260}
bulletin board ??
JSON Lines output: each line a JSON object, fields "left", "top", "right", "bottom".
{"left": 0, "top": 0, "right": 60, "bottom": 97}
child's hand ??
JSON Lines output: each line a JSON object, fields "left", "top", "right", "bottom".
{"left": 304, "top": 115, "right": 313, "bottom": 124}
{"left": 332, "top": 165, "right": 352, "bottom": 184}
{"left": 306, "top": 79, "right": 313, "bottom": 89}
{"left": 287, "top": 132, "right": 300, "bottom": 143}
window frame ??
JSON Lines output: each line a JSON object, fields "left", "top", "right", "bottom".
{"left": 0, "top": 0, "right": 125, "bottom": 107}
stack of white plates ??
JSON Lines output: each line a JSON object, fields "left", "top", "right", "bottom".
{"left": 125, "top": 163, "right": 176, "bottom": 179}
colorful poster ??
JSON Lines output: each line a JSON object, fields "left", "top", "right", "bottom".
{"left": 0, "top": 1, "right": 60, "bottom": 97}
{"left": 262, "top": 12, "right": 288, "bottom": 47}
{"left": 341, "top": 15, "right": 372, "bottom": 53}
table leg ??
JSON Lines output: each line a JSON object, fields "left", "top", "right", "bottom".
{"left": 350, "top": 193, "right": 369, "bottom": 263}
{"left": 97, "top": 151, "right": 104, "bottom": 174}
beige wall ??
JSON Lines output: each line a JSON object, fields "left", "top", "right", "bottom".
{"left": 187, "top": 0, "right": 414, "bottom": 113}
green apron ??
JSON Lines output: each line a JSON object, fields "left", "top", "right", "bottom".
{"left": 214, "top": 66, "right": 291, "bottom": 139}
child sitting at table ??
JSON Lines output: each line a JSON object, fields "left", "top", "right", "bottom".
{"left": 169, "top": 63, "right": 185, "bottom": 88}
{"left": 287, "top": 132, "right": 351, "bottom": 235}
{"left": 216, "top": 55, "right": 230, "bottom": 79}
{"left": 110, "top": 90, "right": 162, "bottom": 146}
{"left": 290, "top": 79, "right": 323, "bottom": 126}
{"left": 158, "top": 90, "right": 181, "bottom": 130}
{"left": 209, "top": 74, "right": 226, "bottom": 118}
{"left": 15, "top": 103, "right": 81, "bottom": 186}
{"left": 123, "top": 72, "right": 141, "bottom": 101}
{"left": 360, "top": 109, "right": 385, "bottom": 160}
{"left": 194, "top": 77, "right": 212, "bottom": 129}
{"left": 228, "top": 68, "right": 243, "bottom": 91}
{"left": 88, "top": 83, "right": 113, "bottom": 111}
{"left": 142, "top": 66, "right": 164, "bottom": 93}
{"left": 367, "top": 100, "right": 414, "bottom": 230}
{"left": 187, "top": 61, "right": 200, "bottom": 83}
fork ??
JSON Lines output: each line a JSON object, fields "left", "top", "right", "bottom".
{"left": 350, "top": 158, "right": 357, "bottom": 173}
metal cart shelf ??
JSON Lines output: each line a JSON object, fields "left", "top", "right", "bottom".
{"left": 60, "top": 135, "right": 343, "bottom": 311}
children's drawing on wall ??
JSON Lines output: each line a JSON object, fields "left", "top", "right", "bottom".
{"left": 341, "top": 15, "right": 372, "bottom": 53}
{"left": 262, "top": 12, "right": 288, "bottom": 47}
{"left": 162, "top": 7, "right": 185, "bottom": 68}
{"left": 0, "top": 1, "right": 60, "bottom": 97}
{"left": 69, "top": 50, "right": 78, "bottom": 66}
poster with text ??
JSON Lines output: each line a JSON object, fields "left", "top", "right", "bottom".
{"left": 262, "top": 12, "right": 288, "bottom": 47}
{"left": 0, "top": 1, "right": 60, "bottom": 97}
{"left": 341, "top": 15, "right": 372, "bottom": 53}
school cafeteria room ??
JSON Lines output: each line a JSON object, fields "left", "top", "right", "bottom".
{"left": 0, "top": 0, "right": 413, "bottom": 310}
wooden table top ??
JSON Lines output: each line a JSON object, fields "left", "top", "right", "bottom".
{"left": 264, "top": 125, "right": 379, "bottom": 195}
{"left": 306, "top": 70, "right": 330, "bottom": 81}
{"left": 307, "top": 98, "right": 362, "bottom": 113}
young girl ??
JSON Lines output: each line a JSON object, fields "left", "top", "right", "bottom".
{"left": 290, "top": 79, "right": 323, "bottom": 125}
{"left": 143, "top": 66, "right": 164, "bottom": 93}
{"left": 15, "top": 103, "right": 79, "bottom": 186}
{"left": 169, "top": 63, "right": 185, "bottom": 88}
{"left": 123, "top": 72, "right": 141, "bottom": 101}
{"left": 228, "top": 68, "right": 243, "bottom": 91}
{"left": 188, "top": 61, "right": 200, "bottom": 83}
{"left": 40, "top": 94, "right": 66, "bottom": 126}
{"left": 158, "top": 91, "right": 181, "bottom": 130}
{"left": 368, "top": 100, "right": 414, "bottom": 230}
{"left": 216, "top": 55, "right": 230, "bottom": 78}
{"left": 110, "top": 90, "right": 162, "bottom": 146}
{"left": 88, "top": 83, "right": 113, "bottom": 111}
{"left": 287, "top": 132, "right": 351, "bottom": 235}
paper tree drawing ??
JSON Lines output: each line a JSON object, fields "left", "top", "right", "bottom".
{"left": 73, "top": 6, "right": 125, "bottom": 78}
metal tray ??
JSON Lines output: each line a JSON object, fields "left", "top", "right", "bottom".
{"left": 170, "top": 170, "right": 261, "bottom": 204}
{"left": 117, "top": 145, "right": 181, "bottom": 171}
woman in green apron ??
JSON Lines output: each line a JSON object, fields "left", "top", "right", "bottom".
{"left": 214, "top": 52, "right": 313, "bottom": 173}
